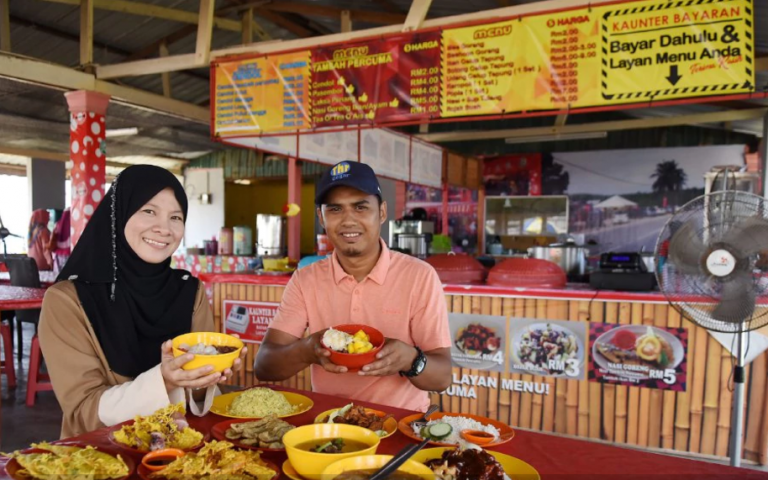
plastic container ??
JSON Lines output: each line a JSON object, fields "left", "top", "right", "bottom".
{"left": 219, "top": 227, "right": 233, "bottom": 255}
{"left": 233, "top": 226, "right": 253, "bottom": 256}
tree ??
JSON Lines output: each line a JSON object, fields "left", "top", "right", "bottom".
{"left": 651, "top": 160, "right": 687, "bottom": 205}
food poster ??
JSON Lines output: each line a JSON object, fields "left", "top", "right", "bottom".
{"left": 222, "top": 300, "right": 279, "bottom": 344}
{"left": 311, "top": 31, "right": 441, "bottom": 127}
{"left": 213, "top": 51, "right": 311, "bottom": 137}
{"left": 508, "top": 319, "right": 587, "bottom": 380}
{"left": 449, "top": 313, "right": 507, "bottom": 372}
{"left": 588, "top": 323, "right": 688, "bottom": 391}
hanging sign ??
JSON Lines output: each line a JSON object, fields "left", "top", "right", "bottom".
{"left": 214, "top": 51, "right": 311, "bottom": 137}
{"left": 600, "top": 0, "right": 753, "bottom": 102}
{"left": 311, "top": 31, "right": 442, "bottom": 127}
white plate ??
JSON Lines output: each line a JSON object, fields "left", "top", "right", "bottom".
{"left": 510, "top": 322, "right": 584, "bottom": 378}
{"left": 592, "top": 325, "right": 684, "bottom": 380}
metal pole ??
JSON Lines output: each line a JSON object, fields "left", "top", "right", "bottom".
{"left": 761, "top": 112, "right": 767, "bottom": 199}
{"left": 729, "top": 330, "right": 747, "bottom": 467}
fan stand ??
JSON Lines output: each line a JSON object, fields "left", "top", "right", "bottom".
{"left": 729, "top": 330, "right": 748, "bottom": 467}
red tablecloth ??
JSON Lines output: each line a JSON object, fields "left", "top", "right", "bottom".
{"left": 0, "top": 285, "right": 45, "bottom": 310}
{"left": 1, "top": 385, "right": 765, "bottom": 479}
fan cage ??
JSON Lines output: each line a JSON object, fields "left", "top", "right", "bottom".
{"left": 654, "top": 191, "right": 768, "bottom": 333}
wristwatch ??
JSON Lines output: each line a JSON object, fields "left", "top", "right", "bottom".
{"left": 399, "top": 346, "right": 427, "bottom": 378}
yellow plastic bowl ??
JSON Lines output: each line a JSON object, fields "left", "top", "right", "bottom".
{"left": 282, "top": 424, "right": 381, "bottom": 480}
{"left": 321, "top": 454, "right": 436, "bottom": 479}
{"left": 172, "top": 332, "right": 243, "bottom": 373}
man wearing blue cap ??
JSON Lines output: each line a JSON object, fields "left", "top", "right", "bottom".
{"left": 255, "top": 161, "right": 452, "bottom": 411}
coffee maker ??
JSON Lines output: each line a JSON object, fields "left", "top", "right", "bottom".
{"left": 389, "top": 219, "right": 434, "bottom": 259}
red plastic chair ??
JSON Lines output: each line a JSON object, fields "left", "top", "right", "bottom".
{"left": 26, "top": 335, "right": 52, "bottom": 407}
{"left": 1, "top": 321, "right": 15, "bottom": 389}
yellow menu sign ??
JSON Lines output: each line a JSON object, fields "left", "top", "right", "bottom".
{"left": 214, "top": 51, "right": 311, "bottom": 137}
{"left": 599, "top": 0, "right": 753, "bottom": 101}
{"left": 440, "top": 0, "right": 753, "bottom": 117}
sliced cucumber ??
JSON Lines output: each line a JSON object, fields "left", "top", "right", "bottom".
{"left": 427, "top": 422, "right": 453, "bottom": 440}
{"left": 420, "top": 425, "right": 431, "bottom": 439}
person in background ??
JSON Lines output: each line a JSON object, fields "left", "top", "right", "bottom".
{"left": 39, "top": 165, "right": 247, "bottom": 438}
{"left": 255, "top": 161, "right": 452, "bottom": 412}
{"left": 48, "top": 208, "right": 72, "bottom": 275}
{"left": 28, "top": 209, "right": 52, "bottom": 271}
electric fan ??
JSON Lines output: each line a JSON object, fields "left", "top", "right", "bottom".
{"left": 655, "top": 190, "right": 768, "bottom": 467}
{"left": 0, "top": 213, "right": 22, "bottom": 260}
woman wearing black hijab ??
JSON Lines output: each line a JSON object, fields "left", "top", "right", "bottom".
{"left": 39, "top": 165, "right": 246, "bottom": 438}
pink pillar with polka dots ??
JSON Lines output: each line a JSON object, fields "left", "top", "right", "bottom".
{"left": 64, "top": 91, "right": 110, "bottom": 248}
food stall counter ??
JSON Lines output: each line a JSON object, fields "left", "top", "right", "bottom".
{"left": 204, "top": 271, "right": 768, "bottom": 466}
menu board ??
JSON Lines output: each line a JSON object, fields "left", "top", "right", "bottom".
{"left": 588, "top": 323, "right": 688, "bottom": 391}
{"left": 214, "top": 51, "right": 311, "bottom": 136}
{"left": 211, "top": 0, "right": 754, "bottom": 136}
{"left": 222, "top": 300, "right": 279, "bottom": 344}
{"left": 509, "top": 319, "right": 587, "bottom": 380}
{"left": 311, "top": 31, "right": 442, "bottom": 127}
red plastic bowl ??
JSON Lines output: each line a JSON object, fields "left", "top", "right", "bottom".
{"left": 321, "top": 324, "right": 385, "bottom": 370}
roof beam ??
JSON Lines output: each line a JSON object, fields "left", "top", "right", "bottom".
{"left": 37, "top": 0, "right": 242, "bottom": 32}
{"left": 0, "top": 53, "right": 209, "bottom": 123}
{"left": 254, "top": 8, "right": 313, "bottom": 37}
{"left": 159, "top": 41, "right": 171, "bottom": 98}
{"left": 79, "top": 0, "right": 93, "bottom": 67}
{"left": 242, "top": 8, "right": 253, "bottom": 44}
{"left": 757, "top": 56, "right": 768, "bottom": 72}
{"left": 416, "top": 108, "right": 768, "bottom": 143}
{"left": 402, "top": 0, "right": 432, "bottom": 32}
{"left": 260, "top": 2, "right": 407, "bottom": 25}
{"left": 212, "top": 0, "right": 599, "bottom": 59}
{"left": 340, "top": 10, "right": 352, "bottom": 33}
{"left": 195, "top": 0, "right": 215, "bottom": 65}
{"left": 0, "top": 0, "right": 10, "bottom": 52}
{"left": 96, "top": 53, "right": 199, "bottom": 79}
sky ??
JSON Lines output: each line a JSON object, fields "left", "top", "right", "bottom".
{"left": 553, "top": 145, "right": 745, "bottom": 196}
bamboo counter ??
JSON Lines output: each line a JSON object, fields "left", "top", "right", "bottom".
{"left": 201, "top": 273, "right": 768, "bottom": 465}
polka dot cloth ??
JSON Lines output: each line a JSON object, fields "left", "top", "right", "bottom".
{"left": 70, "top": 111, "right": 106, "bottom": 247}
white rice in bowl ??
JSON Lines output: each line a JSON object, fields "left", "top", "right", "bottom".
{"left": 228, "top": 387, "right": 296, "bottom": 417}
{"left": 416, "top": 416, "right": 501, "bottom": 445}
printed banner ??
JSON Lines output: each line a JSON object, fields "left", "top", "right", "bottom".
{"left": 588, "top": 323, "right": 688, "bottom": 391}
{"left": 214, "top": 51, "right": 311, "bottom": 136}
{"left": 600, "top": 0, "right": 753, "bottom": 102}
{"left": 211, "top": 0, "right": 754, "bottom": 135}
{"left": 449, "top": 313, "right": 507, "bottom": 372}
{"left": 311, "top": 31, "right": 442, "bottom": 127}
{"left": 509, "top": 319, "right": 587, "bottom": 380}
{"left": 222, "top": 300, "right": 279, "bottom": 344}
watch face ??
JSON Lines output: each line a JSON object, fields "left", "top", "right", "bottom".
{"left": 414, "top": 353, "right": 427, "bottom": 374}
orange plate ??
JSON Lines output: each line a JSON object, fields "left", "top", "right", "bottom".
{"left": 141, "top": 448, "right": 185, "bottom": 472}
{"left": 5, "top": 443, "right": 135, "bottom": 480}
{"left": 137, "top": 457, "right": 280, "bottom": 480}
{"left": 211, "top": 418, "right": 297, "bottom": 452}
{"left": 397, "top": 412, "right": 515, "bottom": 448}
{"left": 107, "top": 423, "right": 209, "bottom": 454}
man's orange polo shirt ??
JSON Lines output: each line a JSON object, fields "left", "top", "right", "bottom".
{"left": 268, "top": 240, "right": 451, "bottom": 412}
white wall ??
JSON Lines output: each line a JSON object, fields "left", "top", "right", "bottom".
{"left": 184, "top": 168, "right": 225, "bottom": 249}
